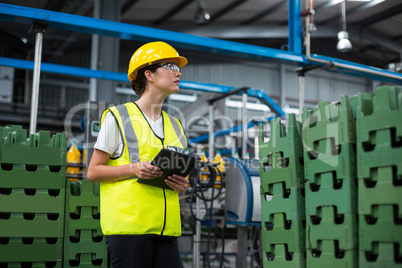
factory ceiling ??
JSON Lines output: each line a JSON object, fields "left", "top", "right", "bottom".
{"left": 1, "top": 0, "right": 401, "bottom": 71}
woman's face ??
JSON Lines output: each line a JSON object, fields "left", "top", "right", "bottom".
{"left": 147, "top": 60, "right": 182, "bottom": 96}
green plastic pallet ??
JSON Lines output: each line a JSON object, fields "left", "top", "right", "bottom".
{"left": 262, "top": 213, "right": 305, "bottom": 253}
{"left": 261, "top": 183, "right": 305, "bottom": 221}
{"left": 260, "top": 155, "right": 305, "bottom": 190}
{"left": 0, "top": 125, "right": 22, "bottom": 140}
{"left": 356, "top": 86, "right": 402, "bottom": 178}
{"left": 259, "top": 114, "right": 304, "bottom": 159}
{"left": 0, "top": 129, "right": 66, "bottom": 166}
{"left": 64, "top": 180, "right": 108, "bottom": 267}
{"left": 358, "top": 167, "right": 402, "bottom": 217}
{"left": 304, "top": 142, "right": 357, "bottom": 182}
{"left": 307, "top": 240, "right": 357, "bottom": 268}
{"left": 66, "top": 180, "right": 101, "bottom": 215}
{"left": 359, "top": 205, "right": 402, "bottom": 253}
{"left": 64, "top": 229, "right": 107, "bottom": 267}
{"left": 0, "top": 165, "right": 65, "bottom": 189}
{"left": 359, "top": 243, "right": 402, "bottom": 268}
{"left": 0, "top": 188, "right": 65, "bottom": 213}
{"left": 0, "top": 237, "right": 63, "bottom": 262}
{"left": 2, "top": 261, "right": 62, "bottom": 267}
{"left": 357, "top": 128, "right": 402, "bottom": 179}
{"left": 263, "top": 244, "right": 306, "bottom": 268}
{"left": 306, "top": 208, "right": 357, "bottom": 251}
{"left": 302, "top": 95, "right": 356, "bottom": 149}
{"left": 0, "top": 212, "right": 64, "bottom": 237}
{"left": 356, "top": 86, "right": 402, "bottom": 145}
{"left": 305, "top": 172, "right": 357, "bottom": 216}
{"left": 64, "top": 252, "right": 108, "bottom": 268}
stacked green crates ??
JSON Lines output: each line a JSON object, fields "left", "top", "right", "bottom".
{"left": 259, "top": 114, "right": 306, "bottom": 267}
{"left": 302, "top": 97, "right": 358, "bottom": 267}
{"left": 64, "top": 179, "right": 108, "bottom": 267}
{"left": 0, "top": 125, "right": 66, "bottom": 267}
{"left": 356, "top": 86, "right": 402, "bottom": 267}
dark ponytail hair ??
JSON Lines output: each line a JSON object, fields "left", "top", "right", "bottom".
{"left": 131, "top": 66, "right": 158, "bottom": 96}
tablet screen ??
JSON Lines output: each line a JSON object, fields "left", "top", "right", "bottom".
{"left": 137, "top": 149, "right": 196, "bottom": 189}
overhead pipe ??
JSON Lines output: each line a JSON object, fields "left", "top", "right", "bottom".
{"left": 303, "top": 0, "right": 402, "bottom": 82}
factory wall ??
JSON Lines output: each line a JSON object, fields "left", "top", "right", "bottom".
{"left": 1, "top": 40, "right": 372, "bottom": 118}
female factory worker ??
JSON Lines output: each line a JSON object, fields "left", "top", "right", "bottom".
{"left": 87, "top": 41, "right": 189, "bottom": 268}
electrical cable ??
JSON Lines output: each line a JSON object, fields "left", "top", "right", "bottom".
{"left": 205, "top": 166, "right": 216, "bottom": 268}
{"left": 249, "top": 226, "right": 263, "bottom": 268}
{"left": 188, "top": 159, "right": 226, "bottom": 268}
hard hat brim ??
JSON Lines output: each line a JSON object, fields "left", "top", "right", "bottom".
{"left": 129, "top": 56, "right": 188, "bottom": 82}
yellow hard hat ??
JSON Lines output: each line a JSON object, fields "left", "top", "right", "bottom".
{"left": 128, "top": 41, "right": 188, "bottom": 82}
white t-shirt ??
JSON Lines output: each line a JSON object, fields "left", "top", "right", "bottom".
{"left": 94, "top": 112, "right": 164, "bottom": 158}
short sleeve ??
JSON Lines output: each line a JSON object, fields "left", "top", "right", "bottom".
{"left": 94, "top": 112, "right": 123, "bottom": 158}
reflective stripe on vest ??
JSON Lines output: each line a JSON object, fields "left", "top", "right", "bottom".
{"left": 99, "top": 102, "right": 187, "bottom": 236}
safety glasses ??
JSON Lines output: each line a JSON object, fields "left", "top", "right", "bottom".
{"left": 156, "top": 62, "right": 181, "bottom": 73}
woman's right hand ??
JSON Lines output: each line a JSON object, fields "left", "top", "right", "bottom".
{"left": 133, "top": 161, "right": 163, "bottom": 179}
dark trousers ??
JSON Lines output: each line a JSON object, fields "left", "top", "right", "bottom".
{"left": 106, "top": 235, "right": 183, "bottom": 268}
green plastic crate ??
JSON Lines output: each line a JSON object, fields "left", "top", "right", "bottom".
{"left": 359, "top": 243, "right": 402, "bottom": 268}
{"left": 306, "top": 240, "right": 357, "bottom": 268}
{"left": 0, "top": 212, "right": 64, "bottom": 238}
{"left": 64, "top": 180, "right": 108, "bottom": 268}
{"left": 0, "top": 237, "right": 63, "bottom": 262}
{"left": 356, "top": 86, "right": 402, "bottom": 179}
{"left": 260, "top": 155, "right": 305, "bottom": 190}
{"left": 263, "top": 244, "right": 306, "bottom": 268}
{"left": 262, "top": 213, "right": 305, "bottom": 254}
{"left": 0, "top": 125, "right": 22, "bottom": 140}
{"left": 305, "top": 172, "right": 357, "bottom": 216}
{"left": 64, "top": 252, "right": 108, "bottom": 268}
{"left": 0, "top": 188, "right": 65, "bottom": 214}
{"left": 306, "top": 208, "right": 357, "bottom": 251}
{"left": 0, "top": 165, "right": 66, "bottom": 189}
{"left": 359, "top": 205, "right": 402, "bottom": 254}
{"left": 302, "top": 95, "right": 356, "bottom": 149}
{"left": 304, "top": 142, "right": 357, "bottom": 182}
{"left": 356, "top": 86, "right": 402, "bottom": 145}
{"left": 259, "top": 114, "right": 304, "bottom": 159}
{"left": 358, "top": 167, "right": 402, "bottom": 217}
{"left": 0, "top": 130, "right": 66, "bottom": 166}
{"left": 261, "top": 183, "right": 305, "bottom": 221}
{"left": 2, "top": 261, "right": 62, "bottom": 267}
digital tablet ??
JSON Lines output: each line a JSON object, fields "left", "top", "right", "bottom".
{"left": 137, "top": 149, "right": 197, "bottom": 190}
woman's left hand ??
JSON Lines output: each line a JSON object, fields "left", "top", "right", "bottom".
{"left": 165, "top": 174, "right": 189, "bottom": 193}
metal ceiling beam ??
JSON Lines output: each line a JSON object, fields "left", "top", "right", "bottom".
{"left": 209, "top": 0, "right": 248, "bottom": 23}
{"left": 348, "top": 26, "right": 402, "bottom": 55}
{"left": 320, "top": 0, "right": 385, "bottom": 25}
{"left": 0, "top": 3, "right": 304, "bottom": 64}
{"left": 121, "top": 0, "right": 141, "bottom": 16}
{"left": 44, "top": 0, "right": 69, "bottom": 12}
{"left": 352, "top": 3, "right": 402, "bottom": 27}
{"left": 314, "top": 0, "right": 343, "bottom": 12}
{"left": 241, "top": 1, "right": 287, "bottom": 25}
{"left": 153, "top": 0, "right": 195, "bottom": 25}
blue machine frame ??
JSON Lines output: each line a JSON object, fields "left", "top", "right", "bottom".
{"left": 0, "top": 2, "right": 401, "bottom": 85}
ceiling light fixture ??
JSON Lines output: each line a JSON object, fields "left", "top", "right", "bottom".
{"left": 194, "top": 0, "right": 210, "bottom": 25}
{"left": 337, "top": 0, "right": 352, "bottom": 53}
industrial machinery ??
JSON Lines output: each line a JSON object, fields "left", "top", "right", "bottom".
{"left": 224, "top": 157, "right": 261, "bottom": 226}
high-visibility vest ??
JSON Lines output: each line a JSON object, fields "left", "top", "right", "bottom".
{"left": 99, "top": 102, "right": 187, "bottom": 236}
